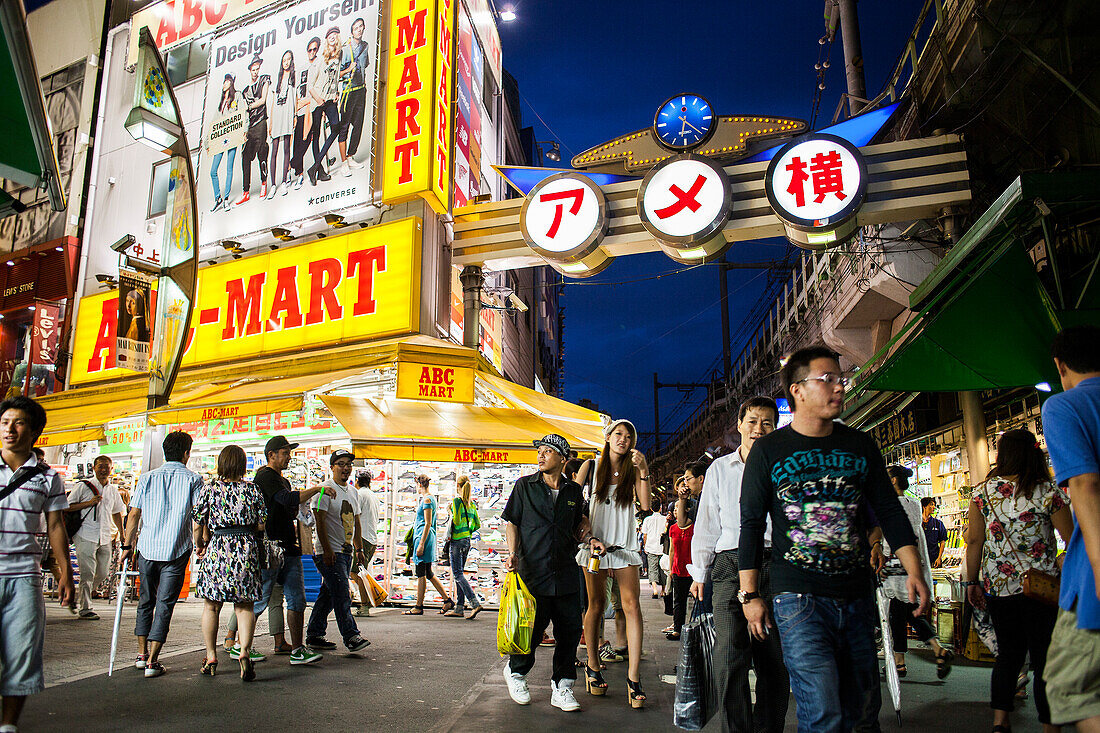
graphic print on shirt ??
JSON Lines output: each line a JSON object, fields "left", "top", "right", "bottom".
{"left": 771, "top": 448, "right": 868, "bottom": 575}
{"left": 340, "top": 499, "right": 356, "bottom": 549}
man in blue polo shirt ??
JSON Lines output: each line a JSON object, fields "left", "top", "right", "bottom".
{"left": 1041, "top": 325, "right": 1100, "bottom": 730}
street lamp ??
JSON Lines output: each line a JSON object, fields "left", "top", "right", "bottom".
{"left": 499, "top": 6, "right": 516, "bottom": 21}
{"left": 536, "top": 140, "right": 560, "bottom": 163}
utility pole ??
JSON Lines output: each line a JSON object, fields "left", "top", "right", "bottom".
{"left": 720, "top": 255, "right": 731, "bottom": 382}
{"left": 837, "top": 0, "right": 867, "bottom": 116}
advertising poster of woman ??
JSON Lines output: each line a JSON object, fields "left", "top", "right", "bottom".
{"left": 197, "top": 0, "right": 380, "bottom": 244}
{"left": 116, "top": 270, "right": 154, "bottom": 372}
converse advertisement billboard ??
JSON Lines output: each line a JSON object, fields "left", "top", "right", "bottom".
{"left": 197, "top": 0, "right": 381, "bottom": 243}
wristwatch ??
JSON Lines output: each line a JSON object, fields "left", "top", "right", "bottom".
{"left": 737, "top": 590, "right": 760, "bottom": 604}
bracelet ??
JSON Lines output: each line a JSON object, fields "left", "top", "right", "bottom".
{"left": 961, "top": 580, "right": 980, "bottom": 587}
{"left": 639, "top": 475, "right": 650, "bottom": 481}
{"left": 120, "top": 544, "right": 132, "bottom": 551}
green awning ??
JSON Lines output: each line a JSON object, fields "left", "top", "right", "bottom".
{"left": 856, "top": 172, "right": 1100, "bottom": 394}
{"left": 0, "top": 0, "right": 65, "bottom": 212}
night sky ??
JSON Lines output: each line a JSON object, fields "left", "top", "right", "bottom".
{"left": 497, "top": 0, "right": 926, "bottom": 448}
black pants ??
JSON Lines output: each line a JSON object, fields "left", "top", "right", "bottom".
{"left": 339, "top": 86, "right": 366, "bottom": 155}
{"left": 888, "top": 598, "right": 937, "bottom": 653}
{"left": 292, "top": 114, "right": 315, "bottom": 176}
{"left": 241, "top": 121, "right": 269, "bottom": 192}
{"left": 712, "top": 550, "right": 789, "bottom": 733}
{"left": 311, "top": 101, "right": 342, "bottom": 172}
{"left": 986, "top": 593, "right": 1058, "bottom": 724}
{"left": 509, "top": 590, "right": 582, "bottom": 683}
{"left": 671, "top": 574, "right": 692, "bottom": 632}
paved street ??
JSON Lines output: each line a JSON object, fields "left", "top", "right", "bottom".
{"left": 24, "top": 592, "right": 1049, "bottom": 732}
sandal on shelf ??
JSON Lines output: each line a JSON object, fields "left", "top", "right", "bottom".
{"left": 583, "top": 664, "right": 607, "bottom": 696}
{"left": 627, "top": 678, "right": 646, "bottom": 709}
{"left": 403, "top": 606, "right": 424, "bottom": 615}
{"left": 936, "top": 649, "right": 954, "bottom": 679}
{"left": 439, "top": 599, "right": 455, "bottom": 615}
{"left": 200, "top": 658, "right": 217, "bottom": 676}
{"left": 895, "top": 663, "right": 907, "bottom": 678}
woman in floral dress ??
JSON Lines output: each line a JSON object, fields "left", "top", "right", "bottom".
{"left": 193, "top": 444, "right": 267, "bottom": 681}
{"left": 964, "top": 429, "right": 1074, "bottom": 733}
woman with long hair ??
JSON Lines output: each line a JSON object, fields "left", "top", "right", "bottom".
{"left": 443, "top": 475, "right": 483, "bottom": 619}
{"left": 192, "top": 444, "right": 267, "bottom": 681}
{"left": 124, "top": 289, "right": 149, "bottom": 342}
{"left": 403, "top": 474, "right": 455, "bottom": 615}
{"left": 307, "top": 26, "right": 345, "bottom": 184}
{"left": 267, "top": 50, "right": 296, "bottom": 198}
{"left": 965, "top": 429, "right": 1074, "bottom": 733}
{"left": 208, "top": 73, "right": 239, "bottom": 211}
{"left": 576, "top": 419, "right": 651, "bottom": 708}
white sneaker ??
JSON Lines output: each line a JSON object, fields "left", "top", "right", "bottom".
{"left": 341, "top": 160, "right": 353, "bottom": 177}
{"left": 346, "top": 157, "right": 365, "bottom": 169}
{"left": 293, "top": 175, "right": 304, "bottom": 190}
{"left": 503, "top": 665, "right": 530, "bottom": 705}
{"left": 551, "top": 679, "right": 580, "bottom": 711}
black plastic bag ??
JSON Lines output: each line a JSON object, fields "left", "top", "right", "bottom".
{"left": 673, "top": 609, "right": 717, "bottom": 730}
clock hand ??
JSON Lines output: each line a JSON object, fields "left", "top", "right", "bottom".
{"left": 678, "top": 116, "right": 705, "bottom": 135}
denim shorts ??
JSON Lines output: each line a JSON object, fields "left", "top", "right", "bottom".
{"left": 0, "top": 575, "right": 46, "bottom": 696}
{"left": 272, "top": 555, "right": 306, "bottom": 613}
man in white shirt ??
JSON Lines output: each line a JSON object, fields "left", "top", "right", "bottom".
{"left": 640, "top": 505, "right": 667, "bottom": 599}
{"left": 688, "top": 397, "right": 789, "bottom": 733}
{"left": 305, "top": 450, "right": 370, "bottom": 653}
{"left": 65, "top": 456, "right": 125, "bottom": 620}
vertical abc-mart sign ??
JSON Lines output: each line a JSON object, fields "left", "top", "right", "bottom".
{"left": 637, "top": 154, "right": 732, "bottom": 263}
{"left": 764, "top": 133, "right": 868, "bottom": 250}
{"left": 519, "top": 172, "right": 611, "bottom": 277}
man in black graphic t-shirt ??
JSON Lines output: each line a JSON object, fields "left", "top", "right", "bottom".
{"left": 237, "top": 55, "right": 270, "bottom": 204}
{"left": 739, "top": 346, "right": 929, "bottom": 732}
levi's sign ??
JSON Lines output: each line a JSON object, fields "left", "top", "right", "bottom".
{"left": 396, "top": 360, "right": 474, "bottom": 403}
{"left": 70, "top": 217, "right": 422, "bottom": 384}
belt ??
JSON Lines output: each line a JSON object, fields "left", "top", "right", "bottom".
{"left": 717, "top": 547, "right": 772, "bottom": 558}
{"left": 211, "top": 525, "right": 254, "bottom": 537}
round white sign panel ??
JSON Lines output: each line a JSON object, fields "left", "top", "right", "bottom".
{"left": 522, "top": 176, "right": 604, "bottom": 254}
{"left": 766, "top": 137, "right": 865, "bottom": 226}
{"left": 640, "top": 157, "right": 729, "bottom": 239}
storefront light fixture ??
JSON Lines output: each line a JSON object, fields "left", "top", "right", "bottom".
{"left": 324, "top": 214, "right": 349, "bottom": 229}
{"left": 1035, "top": 382, "right": 1052, "bottom": 392}
{"left": 221, "top": 240, "right": 244, "bottom": 253}
{"left": 535, "top": 140, "right": 560, "bottom": 162}
{"left": 272, "top": 227, "right": 295, "bottom": 241}
{"left": 499, "top": 6, "right": 516, "bottom": 21}
{"left": 124, "top": 106, "right": 181, "bottom": 153}
{"left": 54, "top": 246, "right": 62, "bottom": 252}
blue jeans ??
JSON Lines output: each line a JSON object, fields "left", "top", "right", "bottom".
{"left": 448, "top": 537, "right": 480, "bottom": 610}
{"left": 258, "top": 554, "right": 306, "bottom": 613}
{"left": 307, "top": 552, "right": 360, "bottom": 646}
{"left": 772, "top": 592, "right": 881, "bottom": 733}
{"left": 135, "top": 553, "right": 190, "bottom": 644}
{"left": 210, "top": 147, "right": 236, "bottom": 201}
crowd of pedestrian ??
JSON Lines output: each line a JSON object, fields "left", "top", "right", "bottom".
{"left": 0, "top": 327, "right": 1097, "bottom": 733}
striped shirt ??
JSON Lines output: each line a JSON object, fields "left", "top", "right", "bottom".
{"left": 130, "top": 461, "right": 202, "bottom": 562}
{"left": 0, "top": 454, "right": 68, "bottom": 577}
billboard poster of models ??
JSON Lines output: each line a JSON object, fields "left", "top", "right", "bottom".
{"left": 198, "top": 0, "right": 380, "bottom": 243}
{"left": 116, "top": 270, "right": 154, "bottom": 372}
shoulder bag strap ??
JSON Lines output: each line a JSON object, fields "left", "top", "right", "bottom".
{"left": 0, "top": 463, "right": 49, "bottom": 504}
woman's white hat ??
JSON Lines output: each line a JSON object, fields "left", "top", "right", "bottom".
{"left": 604, "top": 418, "right": 637, "bottom": 441}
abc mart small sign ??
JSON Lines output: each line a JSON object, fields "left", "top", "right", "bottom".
{"left": 764, "top": 133, "right": 868, "bottom": 249}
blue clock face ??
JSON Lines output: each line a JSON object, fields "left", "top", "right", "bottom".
{"left": 654, "top": 94, "right": 715, "bottom": 150}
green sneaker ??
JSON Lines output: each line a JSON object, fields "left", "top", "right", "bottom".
{"left": 227, "top": 644, "right": 266, "bottom": 662}
{"left": 289, "top": 646, "right": 323, "bottom": 665}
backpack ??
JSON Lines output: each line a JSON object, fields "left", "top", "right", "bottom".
{"left": 64, "top": 480, "right": 99, "bottom": 542}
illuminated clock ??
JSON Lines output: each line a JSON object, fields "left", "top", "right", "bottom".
{"left": 653, "top": 94, "right": 716, "bottom": 151}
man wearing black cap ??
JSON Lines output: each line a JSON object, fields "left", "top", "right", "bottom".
{"left": 305, "top": 449, "right": 370, "bottom": 653}
{"left": 231, "top": 436, "right": 324, "bottom": 664}
{"left": 501, "top": 434, "right": 592, "bottom": 712}
{"left": 237, "top": 54, "right": 271, "bottom": 203}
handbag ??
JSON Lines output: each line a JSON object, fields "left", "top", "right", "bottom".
{"left": 440, "top": 500, "right": 455, "bottom": 558}
{"left": 982, "top": 482, "right": 1060, "bottom": 606}
{"left": 673, "top": 603, "right": 718, "bottom": 730}
{"left": 64, "top": 479, "right": 99, "bottom": 541}
{"left": 256, "top": 533, "right": 284, "bottom": 572}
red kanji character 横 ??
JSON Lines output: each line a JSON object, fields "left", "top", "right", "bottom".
{"left": 786, "top": 156, "right": 809, "bottom": 207}
{"left": 810, "top": 150, "right": 847, "bottom": 204}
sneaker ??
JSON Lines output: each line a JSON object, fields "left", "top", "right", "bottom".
{"left": 502, "top": 665, "right": 530, "bottom": 705}
{"left": 551, "top": 679, "right": 580, "bottom": 712}
{"left": 282, "top": 179, "right": 292, "bottom": 195}
{"left": 289, "top": 646, "right": 323, "bottom": 665}
{"left": 260, "top": 182, "right": 269, "bottom": 199}
{"left": 598, "top": 642, "right": 624, "bottom": 663}
{"left": 540, "top": 633, "right": 556, "bottom": 646}
{"left": 293, "top": 175, "right": 304, "bottom": 191}
{"left": 346, "top": 636, "right": 371, "bottom": 653}
{"left": 68, "top": 603, "right": 77, "bottom": 615}
{"left": 341, "top": 161, "right": 353, "bottom": 177}
{"left": 346, "top": 156, "right": 365, "bottom": 169}
{"left": 134, "top": 654, "right": 148, "bottom": 669}
{"left": 305, "top": 637, "right": 337, "bottom": 650}
{"left": 222, "top": 197, "right": 232, "bottom": 212}
{"left": 143, "top": 662, "right": 166, "bottom": 678}
{"left": 354, "top": 605, "right": 370, "bottom": 617}
{"left": 228, "top": 644, "right": 267, "bottom": 662}
{"left": 211, "top": 198, "right": 223, "bottom": 212}
{"left": 78, "top": 610, "right": 99, "bottom": 620}
{"left": 235, "top": 192, "right": 250, "bottom": 205}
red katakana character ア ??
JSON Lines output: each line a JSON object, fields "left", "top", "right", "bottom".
{"left": 538, "top": 188, "right": 586, "bottom": 239}
{"left": 786, "top": 156, "right": 809, "bottom": 207}
{"left": 810, "top": 150, "right": 847, "bottom": 204}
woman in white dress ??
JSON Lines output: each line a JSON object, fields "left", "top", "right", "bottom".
{"left": 576, "top": 419, "right": 651, "bottom": 708}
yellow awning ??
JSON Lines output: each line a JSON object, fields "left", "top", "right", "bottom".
{"left": 36, "top": 426, "right": 105, "bottom": 448}
{"left": 41, "top": 398, "right": 148, "bottom": 434}
{"left": 321, "top": 395, "right": 605, "bottom": 458}
{"left": 478, "top": 371, "right": 606, "bottom": 427}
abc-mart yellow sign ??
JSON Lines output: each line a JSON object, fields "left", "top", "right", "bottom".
{"left": 70, "top": 217, "right": 422, "bottom": 385}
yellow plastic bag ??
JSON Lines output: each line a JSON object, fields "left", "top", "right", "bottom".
{"left": 497, "top": 571, "right": 537, "bottom": 656}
